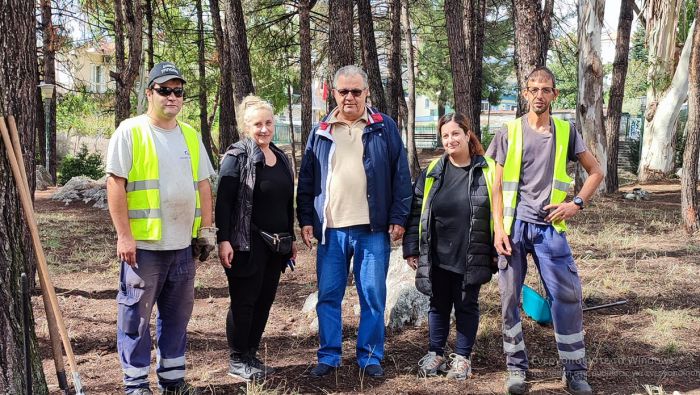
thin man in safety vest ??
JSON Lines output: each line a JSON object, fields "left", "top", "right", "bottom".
{"left": 106, "top": 62, "right": 216, "bottom": 395}
{"left": 486, "top": 67, "right": 603, "bottom": 395}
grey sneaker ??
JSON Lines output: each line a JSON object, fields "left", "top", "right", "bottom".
{"left": 563, "top": 371, "right": 593, "bottom": 395}
{"left": 445, "top": 353, "right": 471, "bottom": 380}
{"left": 505, "top": 370, "right": 528, "bottom": 394}
{"left": 247, "top": 354, "right": 275, "bottom": 375}
{"left": 228, "top": 358, "right": 263, "bottom": 381}
{"left": 417, "top": 351, "right": 447, "bottom": 377}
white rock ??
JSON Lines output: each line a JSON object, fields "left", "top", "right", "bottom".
{"left": 384, "top": 247, "right": 430, "bottom": 330}
{"left": 302, "top": 292, "right": 317, "bottom": 314}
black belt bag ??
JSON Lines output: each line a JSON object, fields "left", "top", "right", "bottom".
{"left": 252, "top": 224, "right": 293, "bottom": 255}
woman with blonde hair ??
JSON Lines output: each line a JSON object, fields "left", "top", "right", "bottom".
{"left": 402, "top": 112, "right": 496, "bottom": 380}
{"left": 215, "top": 95, "right": 296, "bottom": 380}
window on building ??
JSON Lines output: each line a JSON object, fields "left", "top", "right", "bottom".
{"left": 481, "top": 102, "right": 490, "bottom": 112}
{"left": 92, "top": 65, "right": 104, "bottom": 93}
{"left": 424, "top": 98, "right": 430, "bottom": 109}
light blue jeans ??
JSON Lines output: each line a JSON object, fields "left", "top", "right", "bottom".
{"left": 316, "top": 226, "right": 390, "bottom": 367}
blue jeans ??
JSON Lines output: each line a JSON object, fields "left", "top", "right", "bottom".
{"left": 316, "top": 226, "right": 390, "bottom": 367}
{"left": 498, "top": 219, "right": 586, "bottom": 373}
{"left": 116, "top": 247, "right": 195, "bottom": 393}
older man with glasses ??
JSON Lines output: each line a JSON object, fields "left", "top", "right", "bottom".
{"left": 105, "top": 62, "right": 216, "bottom": 395}
{"left": 297, "top": 65, "right": 412, "bottom": 378}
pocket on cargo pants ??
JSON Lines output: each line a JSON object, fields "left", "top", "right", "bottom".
{"left": 117, "top": 282, "right": 145, "bottom": 336}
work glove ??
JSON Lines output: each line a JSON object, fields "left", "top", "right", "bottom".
{"left": 192, "top": 226, "right": 218, "bottom": 262}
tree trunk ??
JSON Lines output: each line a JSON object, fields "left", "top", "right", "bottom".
{"left": 638, "top": 15, "right": 693, "bottom": 182}
{"left": 145, "top": 0, "right": 154, "bottom": 71}
{"left": 576, "top": 0, "right": 607, "bottom": 194}
{"left": 402, "top": 0, "right": 420, "bottom": 179}
{"left": 112, "top": 0, "right": 143, "bottom": 126}
{"left": 512, "top": 0, "right": 554, "bottom": 117}
{"left": 681, "top": 6, "right": 700, "bottom": 233}
{"left": 357, "top": 0, "right": 387, "bottom": 113}
{"left": 387, "top": 0, "right": 402, "bottom": 121}
{"left": 196, "top": 0, "right": 214, "bottom": 165}
{"left": 299, "top": 0, "right": 315, "bottom": 150}
{"left": 604, "top": 0, "right": 634, "bottom": 193}
{"left": 445, "top": 0, "right": 485, "bottom": 137}
{"left": 210, "top": 0, "right": 238, "bottom": 151}
{"left": 286, "top": 79, "right": 298, "bottom": 176}
{"left": 41, "top": 0, "right": 57, "bottom": 183}
{"left": 225, "top": 0, "right": 255, "bottom": 104}
{"left": 328, "top": 0, "right": 354, "bottom": 110}
{"left": 328, "top": 0, "right": 354, "bottom": 73}
{"left": 464, "top": 0, "right": 486, "bottom": 138}
{"left": 0, "top": 0, "right": 48, "bottom": 392}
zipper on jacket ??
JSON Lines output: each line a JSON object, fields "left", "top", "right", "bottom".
{"left": 465, "top": 165, "right": 475, "bottom": 269}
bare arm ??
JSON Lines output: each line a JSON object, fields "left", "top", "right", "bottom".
{"left": 106, "top": 175, "right": 136, "bottom": 266}
{"left": 198, "top": 179, "right": 213, "bottom": 227}
{"left": 544, "top": 151, "right": 604, "bottom": 222}
{"left": 492, "top": 163, "right": 512, "bottom": 256}
{"left": 574, "top": 151, "right": 604, "bottom": 204}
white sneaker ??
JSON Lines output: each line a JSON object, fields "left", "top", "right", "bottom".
{"left": 417, "top": 351, "right": 447, "bottom": 377}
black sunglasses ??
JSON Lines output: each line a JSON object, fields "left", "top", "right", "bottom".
{"left": 153, "top": 86, "right": 185, "bottom": 98}
{"left": 335, "top": 88, "right": 365, "bottom": 97}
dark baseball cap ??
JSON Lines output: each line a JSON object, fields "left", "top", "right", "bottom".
{"left": 147, "top": 62, "right": 186, "bottom": 87}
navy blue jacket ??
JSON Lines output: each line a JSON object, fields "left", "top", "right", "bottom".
{"left": 296, "top": 107, "right": 412, "bottom": 243}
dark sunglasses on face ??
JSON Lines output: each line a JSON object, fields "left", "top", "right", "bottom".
{"left": 153, "top": 86, "right": 185, "bottom": 98}
{"left": 335, "top": 88, "right": 364, "bottom": 97}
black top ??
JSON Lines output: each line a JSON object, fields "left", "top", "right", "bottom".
{"left": 430, "top": 160, "right": 472, "bottom": 274}
{"left": 251, "top": 153, "right": 294, "bottom": 233}
{"left": 216, "top": 151, "right": 293, "bottom": 242}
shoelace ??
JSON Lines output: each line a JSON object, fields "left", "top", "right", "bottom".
{"left": 418, "top": 353, "right": 444, "bottom": 370}
{"left": 448, "top": 353, "right": 469, "bottom": 373}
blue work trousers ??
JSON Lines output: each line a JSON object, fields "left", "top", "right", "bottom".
{"left": 498, "top": 219, "right": 587, "bottom": 373}
{"left": 315, "top": 226, "right": 390, "bottom": 368}
{"left": 116, "top": 247, "right": 195, "bottom": 393}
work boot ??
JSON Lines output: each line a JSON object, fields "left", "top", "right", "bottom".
{"left": 417, "top": 351, "right": 447, "bottom": 377}
{"left": 160, "top": 382, "right": 198, "bottom": 395}
{"left": 129, "top": 388, "right": 153, "bottom": 395}
{"left": 505, "top": 370, "right": 528, "bottom": 394}
{"left": 563, "top": 370, "right": 593, "bottom": 395}
{"left": 228, "top": 357, "right": 263, "bottom": 381}
{"left": 445, "top": 354, "right": 471, "bottom": 380}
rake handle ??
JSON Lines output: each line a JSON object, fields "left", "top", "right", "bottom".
{"left": 1, "top": 116, "right": 82, "bottom": 394}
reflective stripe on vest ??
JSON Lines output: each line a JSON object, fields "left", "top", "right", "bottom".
{"left": 126, "top": 119, "right": 202, "bottom": 240}
{"left": 501, "top": 116, "right": 572, "bottom": 234}
{"left": 419, "top": 157, "right": 495, "bottom": 241}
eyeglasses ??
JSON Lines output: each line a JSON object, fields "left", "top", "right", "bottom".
{"left": 526, "top": 87, "right": 554, "bottom": 95}
{"left": 153, "top": 86, "right": 185, "bottom": 98}
{"left": 335, "top": 88, "right": 365, "bottom": 97}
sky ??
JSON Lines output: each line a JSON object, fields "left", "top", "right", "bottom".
{"left": 601, "top": 0, "right": 640, "bottom": 63}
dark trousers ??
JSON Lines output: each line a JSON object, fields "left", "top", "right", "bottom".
{"left": 428, "top": 265, "right": 481, "bottom": 358}
{"left": 225, "top": 232, "right": 284, "bottom": 359}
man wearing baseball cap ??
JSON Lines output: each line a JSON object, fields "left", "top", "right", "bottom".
{"left": 106, "top": 61, "right": 216, "bottom": 395}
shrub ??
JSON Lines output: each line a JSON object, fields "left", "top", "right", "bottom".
{"left": 58, "top": 144, "right": 105, "bottom": 185}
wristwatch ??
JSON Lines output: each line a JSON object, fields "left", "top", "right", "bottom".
{"left": 573, "top": 196, "right": 585, "bottom": 210}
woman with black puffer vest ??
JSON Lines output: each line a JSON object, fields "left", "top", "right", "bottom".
{"left": 402, "top": 112, "right": 497, "bottom": 381}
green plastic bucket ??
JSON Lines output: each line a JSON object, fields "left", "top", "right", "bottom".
{"left": 522, "top": 284, "right": 552, "bottom": 324}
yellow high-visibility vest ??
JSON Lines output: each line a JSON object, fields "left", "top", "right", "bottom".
{"left": 501, "top": 116, "right": 572, "bottom": 234}
{"left": 419, "top": 156, "right": 495, "bottom": 241}
{"left": 125, "top": 118, "right": 201, "bottom": 240}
